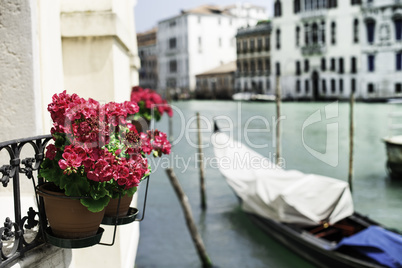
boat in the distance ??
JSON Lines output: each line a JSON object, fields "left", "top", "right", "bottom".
{"left": 232, "top": 92, "right": 275, "bottom": 102}
{"left": 212, "top": 128, "right": 402, "bottom": 268}
{"left": 383, "top": 135, "right": 402, "bottom": 179}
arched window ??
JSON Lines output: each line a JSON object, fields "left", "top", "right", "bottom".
{"left": 294, "top": 0, "right": 301, "bottom": 13}
{"left": 276, "top": 62, "right": 281, "bottom": 76}
{"left": 368, "top": 54, "right": 375, "bottom": 72}
{"left": 394, "top": 17, "right": 402, "bottom": 41}
{"left": 328, "top": 0, "right": 337, "bottom": 8}
{"left": 265, "top": 58, "right": 271, "bottom": 74}
{"left": 296, "top": 26, "right": 300, "bottom": 46}
{"left": 321, "top": 58, "right": 326, "bottom": 71}
{"left": 276, "top": 29, "right": 281, "bottom": 49}
{"left": 257, "top": 59, "right": 263, "bottom": 71}
{"left": 312, "top": 23, "right": 319, "bottom": 44}
{"left": 305, "top": 23, "right": 310, "bottom": 45}
{"left": 320, "top": 21, "right": 326, "bottom": 44}
{"left": 368, "top": 83, "right": 374, "bottom": 93}
{"left": 274, "top": 0, "right": 282, "bottom": 17}
{"left": 351, "top": 78, "right": 356, "bottom": 93}
{"left": 365, "top": 19, "right": 376, "bottom": 44}
{"left": 296, "top": 60, "right": 301, "bottom": 75}
{"left": 305, "top": 0, "right": 311, "bottom": 10}
{"left": 338, "top": 58, "right": 344, "bottom": 74}
{"left": 304, "top": 59, "right": 309, "bottom": 72}
{"left": 305, "top": 80, "right": 310, "bottom": 93}
{"left": 331, "top": 21, "right": 336, "bottom": 45}
{"left": 244, "top": 61, "right": 248, "bottom": 73}
{"left": 237, "top": 60, "right": 242, "bottom": 73}
{"left": 396, "top": 52, "right": 402, "bottom": 71}
{"left": 331, "top": 79, "right": 336, "bottom": 93}
{"left": 351, "top": 56, "right": 357, "bottom": 73}
{"left": 353, "top": 19, "right": 359, "bottom": 43}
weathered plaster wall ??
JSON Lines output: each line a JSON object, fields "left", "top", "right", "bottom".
{"left": 60, "top": 0, "right": 140, "bottom": 102}
{"left": 0, "top": 0, "right": 42, "bottom": 141}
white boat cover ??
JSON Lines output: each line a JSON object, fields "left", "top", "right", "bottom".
{"left": 212, "top": 132, "right": 354, "bottom": 227}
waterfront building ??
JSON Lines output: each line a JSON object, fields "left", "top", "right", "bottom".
{"left": 235, "top": 21, "right": 272, "bottom": 94}
{"left": 360, "top": 0, "right": 402, "bottom": 99}
{"left": 195, "top": 61, "right": 236, "bottom": 99}
{"left": 138, "top": 28, "right": 158, "bottom": 90}
{"left": 271, "top": 0, "right": 363, "bottom": 100}
{"left": 271, "top": 0, "right": 402, "bottom": 100}
{"left": 157, "top": 3, "right": 267, "bottom": 97}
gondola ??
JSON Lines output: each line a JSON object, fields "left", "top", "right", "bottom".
{"left": 212, "top": 127, "right": 402, "bottom": 268}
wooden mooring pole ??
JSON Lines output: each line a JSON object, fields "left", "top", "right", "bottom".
{"left": 348, "top": 92, "right": 355, "bottom": 193}
{"left": 165, "top": 168, "right": 213, "bottom": 268}
{"left": 196, "top": 112, "right": 207, "bottom": 210}
{"left": 275, "top": 75, "right": 282, "bottom": 165}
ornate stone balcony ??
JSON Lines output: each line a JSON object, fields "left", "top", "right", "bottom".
{"left": 301, "top": 43, "right": 326, "bottom": 56}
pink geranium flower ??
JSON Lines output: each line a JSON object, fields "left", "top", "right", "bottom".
{"left": 42, "top": 90, "right": 172, "bottom": 208}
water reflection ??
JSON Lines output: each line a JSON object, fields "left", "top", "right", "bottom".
{"left": 136, "top": 100, "right": 402, "bottom": 268}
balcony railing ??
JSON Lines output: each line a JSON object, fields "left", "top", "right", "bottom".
{"left": 0, "top": 135, "right": 52, "bottom": 268}
{"left": 301, "top": 44, "right": 326, "bottom": 55}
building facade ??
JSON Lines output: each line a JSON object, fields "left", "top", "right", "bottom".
{"left": 137, "top": 28, "right": 158, "bottom": 90}
{"left": 271, "top": 0, "right": 362, "bottom": 100}
{"left": 157, "top": 4, "right": 267, "bottom": 96}
{"left": 236, "top": 21, "right": 272, "bottom": 94}
{"left": 360, "top": 0, "right": 402, "bottom": 99}
{"left": 271, "top": 0, "right": 402, "bottom": 101}
{"left": 195, "top": 61, "right": 236, "bottom": 99}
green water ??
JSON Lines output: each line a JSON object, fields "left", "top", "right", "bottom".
{"left": 135, "top": 100, "right": 402, "bottom": 268}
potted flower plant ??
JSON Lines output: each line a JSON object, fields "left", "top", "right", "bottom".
{"left": 130, "top": 86, "right": 173, "bottom": 131}
{"left": 38, "top": 91, "right": 171, "bottom": 239}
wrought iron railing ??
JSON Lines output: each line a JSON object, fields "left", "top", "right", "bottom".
{"left": 0, "top": 135, "right": 52, "bottom": 268}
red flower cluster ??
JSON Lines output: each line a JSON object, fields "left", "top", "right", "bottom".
{"left": 130, "top": 86, "right": 173, "bottom": 119}
{"left": 147, "top": 130, "right": 171, "bottom": 156}
{"left": 45, "top": 91, "right": 171, "bottom": 190}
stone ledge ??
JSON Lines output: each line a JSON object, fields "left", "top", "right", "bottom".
{"left": 10, "top": 244, "right": 71, "bottom": 268}
{"left": 60, "top": 11, "right": 132, "bottom": 53}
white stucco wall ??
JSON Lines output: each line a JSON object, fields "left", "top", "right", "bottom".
{"left": 60, "top": 0, "right": 139, "bottom": 102}
{"left": 61, "top": 37, "right": 115, "bottom": 101}
{"left": 0, "top": 0, "right": 42, "bottom": 141}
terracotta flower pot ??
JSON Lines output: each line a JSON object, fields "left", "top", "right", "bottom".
{"left": 104, "top": 194, "right": 134, "bottom": 217}
{"left": 37, "top": 183, "right": 105, "bottom": 239}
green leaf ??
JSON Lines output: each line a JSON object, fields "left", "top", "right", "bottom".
{"left": 89, "top": 182, "right": 109, "bottom": 200}
{"left": 39, "top": 159, "right": 63, "bottom": 186}
{"left": 126, "top": 186, "right": 137, "bottom": 197}
{"left": 60, "top": 173, "right": 90, "bottom": 197}
{"left": 80, "top": 196, "right": 110, "bottom": 213}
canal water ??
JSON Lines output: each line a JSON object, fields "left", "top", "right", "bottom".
{"left": 135, "top": 100, "right": 402, "bottom": 268}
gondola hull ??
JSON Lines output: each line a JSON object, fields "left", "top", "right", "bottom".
{"left": 244, "top": 212, "right": 385, "bottom": 268}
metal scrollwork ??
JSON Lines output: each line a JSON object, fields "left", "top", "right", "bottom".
{"left": 0, "top": 135, "right": 51, "bottom": 267}
{"left": 22, "top": 208, "right": 38, "bottom": 230}
{"left": 1, "top": 218, "right": 14, "bottom": 241}
{"left": 0, "top": 165, "right": 12, "bottom": 187}
{"left": 21, "top": 158, "right": 35, "bottom": 180}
